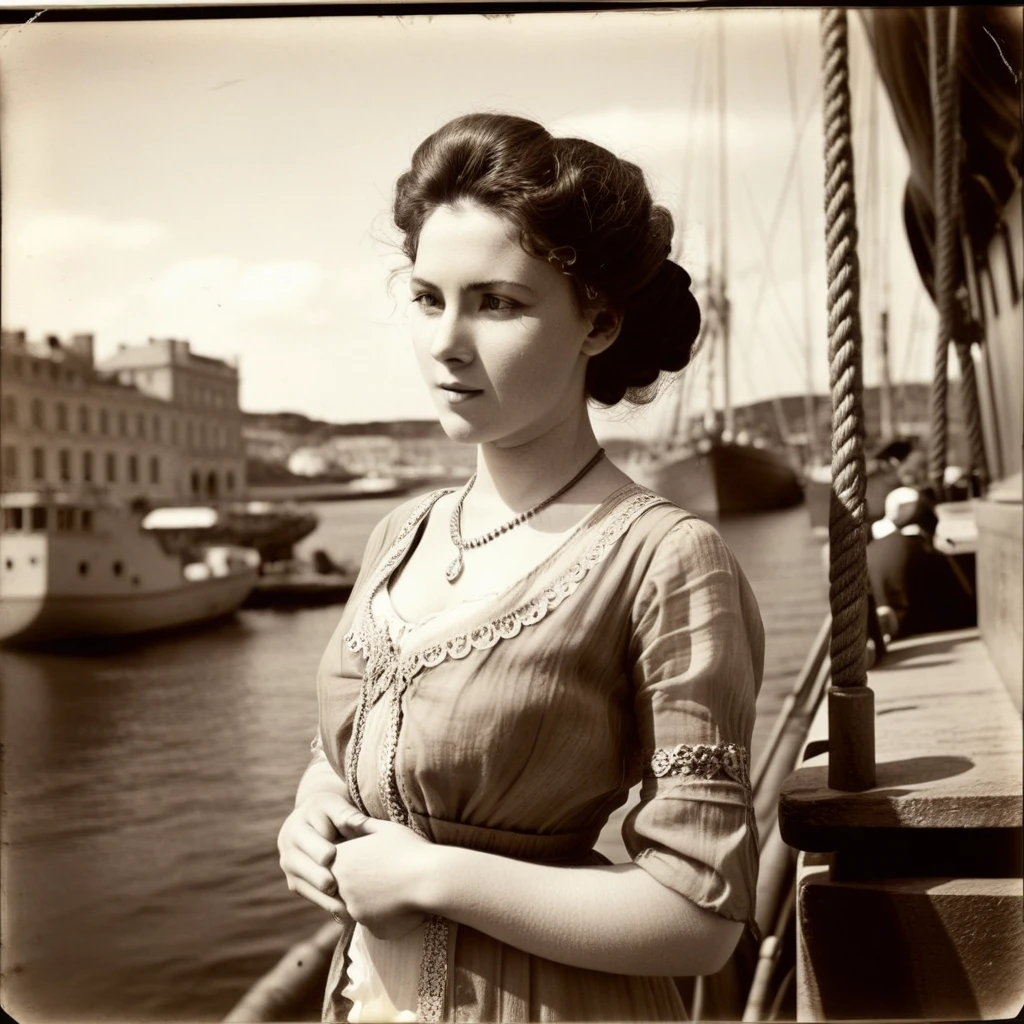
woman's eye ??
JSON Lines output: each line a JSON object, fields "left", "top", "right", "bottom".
{"left": 412, "top": 293, "right": 441, "bottom": 312}
{"left": 483, "top": 295, "right": 516, "bottom": 313}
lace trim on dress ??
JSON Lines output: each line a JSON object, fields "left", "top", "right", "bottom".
{"left": 647, "top": 742, "right": 751, "bottom": 788}
{"left": 416, "top": 916, "right": 449, "bottom": 1023}
{"left": 345, "top": 486, "right": 667, "bottom": 686}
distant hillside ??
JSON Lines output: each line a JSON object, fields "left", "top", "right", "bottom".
{"left": 242, "top": 412, "right": 445, "bottom": 440}
{"left": 244, "top": 380, "right": 969, "bottom": 465}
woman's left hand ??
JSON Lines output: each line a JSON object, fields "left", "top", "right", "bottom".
{"left": 330, "top": 810, "right": 436, "bottom": 940}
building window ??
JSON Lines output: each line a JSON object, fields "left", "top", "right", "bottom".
{"left": 59, "top": 449, "right": 71, "bottom": 482}
{"left": 1, "top": 445, "right": 16, "bottom": 481}
{"left": 128, "top": 454, "right": 138, "bottom": 484}
{"left": 30, "top": 507, "right": 47, "bottom": 530}
{"left": 79, "top": 405, "right": 91, "bottom": 434}
{"left": 4, "top": 507, "right": 24, "bottom": 531}
{"left": 56, "top": 508, "right": 74, "bottom": 531}
{"left": 171, "top": 420, "right": 178, "bottom": 445}
{"left": 99, "top": 408, "right": 109, "bottom": 435}
{"left": 56, "top": 402, "right": 68, "bottom": 431}
{"left": 153, "top": 415, "right": 161, "bottom": 442}
{"left": 49, "top": 363, "right": 60, "bottom": 382}
{"left": 106, "top": 452, "right": 117, "bottom": 483}
{"left": 199, "top": 422, "right": 207, "bottom": 449}
{"left": 191, "top": 470, "right": 200, "bottom": 495}
{"left": 226, "top": 470, "right": 235, "bottom": 493}
{"left": 186, "top": 421, "right": 193, "bottom": 448}
{"left": 12, "top": 356, "right": 23, "bottom": 376}
{"left": 137, "top": 412, "right": 146, "bottom": 439}
{"left": 31, "top": 398, "right": 45, "bottom": 430}
{"left": 149, "top": 456, "right": 160, "bottom": 484}
{"left": 32, "top": 447, "right": 45, "bottom": 480}
{"left": 1, "top": 396, "right": 15, "bottom": 426}
{"left": 82, "top": 450, "right": 94, "bottom": 483}
{"left": 119, "top": 410, "right": 128, "bottom": 437}
{"left": 81, "top": 510, "right": 93, "bottom": 531}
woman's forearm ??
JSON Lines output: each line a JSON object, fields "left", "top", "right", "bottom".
{"left": 418, "top": 846, "right": 744, "bottom": 978}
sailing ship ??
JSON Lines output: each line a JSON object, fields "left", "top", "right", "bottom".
{"left": 0, "top": 490, "right": 261, "bottom": 646}
{"left": 629, "top": 17, "right": 805, "bottom": 517}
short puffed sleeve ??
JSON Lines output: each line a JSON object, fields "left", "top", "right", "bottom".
{"left": 622, "top": 516, "right": 765, "bottom": 930}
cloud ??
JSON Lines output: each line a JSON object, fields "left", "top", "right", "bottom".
{"left": 12, "top": 212, "right": 168, "bottom": 253}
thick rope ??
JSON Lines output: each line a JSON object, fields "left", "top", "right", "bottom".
{"left": 955, "top": 333, "right": 991, "bottom": 490}
{"left": 821, "top": 9, "right": 868, "bottom": 690}
{"left": 938, "top": 9, "right": 989, "bottom": 493}
{"left": 927, "top": 7, "right": 956, "bottom": 501}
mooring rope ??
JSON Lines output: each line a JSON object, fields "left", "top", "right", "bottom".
{"left": 821, "top": 9, "right": 869, "bottom": 692}
{"left": 955, "top": 335, "right": 991, "bottom": 491}
{"left": 927, "top": 6, "right": 958, "bottom": 501}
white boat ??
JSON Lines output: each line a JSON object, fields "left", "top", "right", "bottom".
{"left": 0, "top": 491, "right": 261, "bottom": 646}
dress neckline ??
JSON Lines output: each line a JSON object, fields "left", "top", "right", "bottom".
{"left": 382, "top": 482, "right": 641, "bottom": 633}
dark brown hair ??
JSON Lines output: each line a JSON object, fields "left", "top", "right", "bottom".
{"left": 393, "top": 112, "right": 701, "bottom": 406}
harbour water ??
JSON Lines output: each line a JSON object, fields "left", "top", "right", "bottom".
{"left": 0, "top": 490, "right": 828, "bottom": 1023}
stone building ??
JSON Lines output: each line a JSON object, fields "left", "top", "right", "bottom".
{"left": 0, "top": 330, "right": 245, "bottom": 503}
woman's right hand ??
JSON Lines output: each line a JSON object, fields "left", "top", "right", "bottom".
{"left": 277, "top": 791, "right": 352, "bottom": 918}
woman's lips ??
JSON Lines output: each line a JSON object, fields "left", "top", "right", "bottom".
{"left": 438, "top": 384, "right": 483, "bottom": 403}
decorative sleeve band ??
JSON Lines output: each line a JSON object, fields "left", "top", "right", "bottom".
{"left": 648, "top": 742, "right": 750, "bottom": 788}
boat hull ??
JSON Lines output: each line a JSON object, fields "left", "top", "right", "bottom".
{"left": 632, "top": 442, "right": 804, "bottom": 516}
{"left": 0, "top": 569, "right": 259, "bottom": 645}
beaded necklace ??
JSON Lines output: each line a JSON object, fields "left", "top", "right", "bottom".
{"left": 445, "top": 448, "right": 606, "bottom": 583}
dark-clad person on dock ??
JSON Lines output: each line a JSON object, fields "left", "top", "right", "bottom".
{"left": 277, "top": 113, "right": 764, "bottom": 1023}
{"left": 868, "top": 486, "right": 977, "bottom": 645}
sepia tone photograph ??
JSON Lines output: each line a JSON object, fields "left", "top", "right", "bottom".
{"left": 1, "top": 4, "right": 1021, "bottom": 1023}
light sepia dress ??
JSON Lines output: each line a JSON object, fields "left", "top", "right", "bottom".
{"left": 312, "top": 482, "right": 765, "bottom": 1023}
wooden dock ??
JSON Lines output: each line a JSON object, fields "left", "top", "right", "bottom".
{"left": 780, "top": 627, "right": 1024, "bottom": 1020}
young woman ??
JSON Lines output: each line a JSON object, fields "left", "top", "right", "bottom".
{"left": 278, "top": 112, "right": 764, "bottom": 1023}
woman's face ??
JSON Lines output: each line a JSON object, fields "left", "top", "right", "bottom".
{"left": 407, "top": 202, "right": 598, "bottom": 448}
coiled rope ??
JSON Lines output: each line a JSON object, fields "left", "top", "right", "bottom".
{"left": 821, "top": 9, "right": 874, "bottom": 791}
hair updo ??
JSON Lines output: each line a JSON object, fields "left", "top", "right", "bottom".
{"left": 392, "top": 112, "right": 701, "bottom": 406}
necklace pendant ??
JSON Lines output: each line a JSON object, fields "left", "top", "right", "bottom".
{"left": 445, "top": 550, "right": 464, "bottom": 583}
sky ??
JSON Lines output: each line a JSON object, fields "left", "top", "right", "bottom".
{"left": 1, "top": 7, "right": 938, "bottom": 441}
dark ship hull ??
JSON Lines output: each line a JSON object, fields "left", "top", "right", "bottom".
{"left": 633, "top": 441, "right": 805, "bottom": 516}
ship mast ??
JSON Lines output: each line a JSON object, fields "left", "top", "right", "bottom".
{"left": 718, "top": 12, "right": 734, "bottom": 439}
{"left": 784, "top": 14, "right": 820, "bottom": 463}
{"left": 871, "top": 68, "right": 896, "bottom": 440}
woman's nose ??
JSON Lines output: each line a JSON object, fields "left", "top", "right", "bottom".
{"left": 429, "top": 309, "right": 472, "bottom": 363}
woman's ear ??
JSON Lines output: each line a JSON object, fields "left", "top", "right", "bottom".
{"left": 581, "top": 307, "right": 623, "bottom": 357}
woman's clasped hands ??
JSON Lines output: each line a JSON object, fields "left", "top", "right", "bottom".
{"left": 277, "top": 792, "right": 435, "bottom": 939}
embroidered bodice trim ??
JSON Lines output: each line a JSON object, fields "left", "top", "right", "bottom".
{"left": 648, "top": 743, "right": 751, "bottom": 789}
{"left": 344, "top": 484, "right": 668, "bottom": 688}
